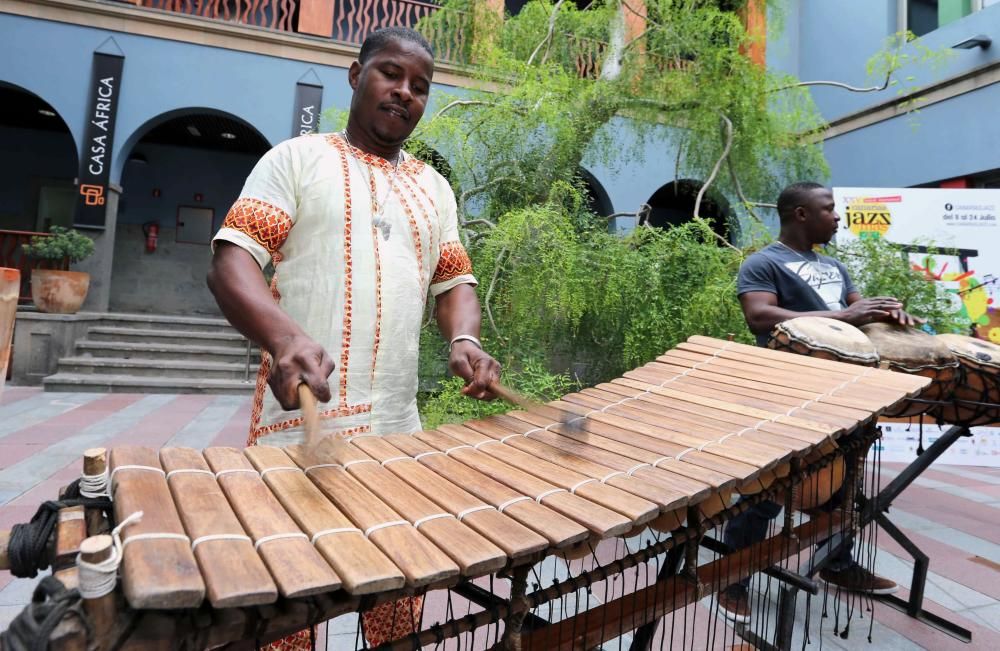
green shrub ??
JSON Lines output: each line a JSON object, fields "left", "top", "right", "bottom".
{"left": 419, "top": 359, "right": 578, "bottom": 430}
{"left": 22, "top": 226, "right": 95, "bottom": 264}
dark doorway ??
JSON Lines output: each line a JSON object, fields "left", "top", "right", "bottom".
{"left": 114, "top": 110, "right": 271, "bottom": 314}
{"left": 644, "top": 179, "right": 732, "bottom": 241}
{"left": 0, "top": 83, "right": 78, "bottom": 233}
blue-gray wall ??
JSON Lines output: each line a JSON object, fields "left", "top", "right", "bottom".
{"left": 769, "top": 1, "right": 1000, "bottom": 188}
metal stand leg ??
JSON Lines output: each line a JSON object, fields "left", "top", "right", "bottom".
{"left": 870, "top": 513, "right": 972, "bottom": 642}
{"left": 842, "top": 424, "right": 973, "bottom": 643}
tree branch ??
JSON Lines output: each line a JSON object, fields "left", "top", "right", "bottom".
{"left": 461, "top": 218, "right": 497, "bottom": 229}
{"left": 484, "top": 247, "right": 508, "bottom": 341}
{"left": 693, "top": 114, "right": 740, "bottom": 252}
{"left": 432, "top": 99, "right": 501, "bottom": 121}
{"left": 720, "top": 121, "right": 768, "bottom": 229}
{"left": 527, "top": 0, "right": 566, "bottom": 67}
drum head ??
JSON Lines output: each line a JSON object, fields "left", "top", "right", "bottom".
{"left": 772, "top": 317, "right": 879, "bottom": 364}
{"left": 860, "top": 323, "right": 957, "bottom": 372}
{"left": 936, "top": 333, "right": 1000, "bottom": 369}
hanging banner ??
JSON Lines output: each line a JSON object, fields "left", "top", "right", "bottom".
{"left": 291, "top": 80, "right": 323, "bottom": 138}
{"left": 833, "top": 187, "right": 1000, "bottom": 343}
{"left": 74, "top": 50, "right": 125, "bottom": 228}
{"left": 874, "top": 423, "right": 1000, "bottom": 468}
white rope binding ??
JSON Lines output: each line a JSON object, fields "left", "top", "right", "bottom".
{"left": 191, "top": 534, "right": 251, "bottom": 552}
{"left": 254, "top": 532, "right": 308, "bottom": 551}
{"left": 79, "top": 469, "right": 109, "bottom": 498}
{"left": 456, "top": 505, "right": 494, "bottom": 521}
{"left": 76, "top": 510, "right": 146, "bottom": 599}
{"left": 311, "top": 527, "right": 362, "bottom": 544}
{"left": 412, "top": 513, "right": 454, "bottom": 529}
{"left": 364, "top": 520, "right": 409, "bottom": 538}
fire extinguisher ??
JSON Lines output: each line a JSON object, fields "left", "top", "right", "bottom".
{"left": 143, "top": 222, "right": 159, "bottom": 253}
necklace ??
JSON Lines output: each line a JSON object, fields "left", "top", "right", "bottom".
{"left": 774, "top": 239, "right": 816, "bottom": 264}
{"left": 341, "top": 130, "right": 401, "bottom": 240}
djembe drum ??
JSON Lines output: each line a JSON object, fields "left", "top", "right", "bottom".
{"left": 860, "top": 322, "right": 959, "bottom": 418}
{"left": 768, "top": 316, "right": 880, "bottom": 366}
{"left": 933, "top": 334, "right": 1000, "bottom": 426}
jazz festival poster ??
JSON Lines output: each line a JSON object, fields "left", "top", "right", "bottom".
{"left": 834, "top": 187, "right": 1000, "bottom": 467}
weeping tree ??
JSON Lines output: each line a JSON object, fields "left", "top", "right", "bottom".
{"left": 411, "top": 1, "right": 951, "bottom": 423}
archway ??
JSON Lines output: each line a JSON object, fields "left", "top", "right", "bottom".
{"left": 0, "top": 83, "right": 78, "bottom": 233}
{"left": 114, "top": 109, "right": 271, "bottom": 314}
{"left": 644, "top": 179, "right": 732, "bottom": 242}
{"left": 577, "top": 167, "right": 613, "bottom": 218}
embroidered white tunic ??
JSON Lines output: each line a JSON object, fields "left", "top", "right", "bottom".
{"left": 212, "top": 133, "right": 476, "bottom": 445}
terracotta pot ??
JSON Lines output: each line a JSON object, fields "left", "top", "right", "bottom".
{"left": 31, "top": 269, "right": 90, "bottom": 314}
{"left": 1, "top": 267, "right": 19, "bottom": 392}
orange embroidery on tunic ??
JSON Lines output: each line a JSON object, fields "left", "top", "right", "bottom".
{"left": 432, "top": 240, "right": 473, "bottom": 285}
{"left": 328, "top": 135, "right": 356, "bottom": 410}
{"left": 223, "top": 198, "right": 292, "bottom": 254}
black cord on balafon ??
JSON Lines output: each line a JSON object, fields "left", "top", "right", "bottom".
{"left": 0, "top": 575, "right": 90, "bottom": 651}
{"left": 7, "top": 479, "right": 113, "bottom": 579}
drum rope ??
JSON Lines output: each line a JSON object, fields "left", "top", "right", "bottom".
{"left": 380, "top": 456, "right": 411, "bottom": 466}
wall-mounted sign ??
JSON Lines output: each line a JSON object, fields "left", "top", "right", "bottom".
{"left": 292, "top": 70, "right": 323, "bottom": 139}
{"left": 75, "top": 44, "right": 125, "bottom": 229}
{"left": 834, "top": 187, "right": 1000, "bottom": 343}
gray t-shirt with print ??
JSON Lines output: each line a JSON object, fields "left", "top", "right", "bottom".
{"left": 738, "top": 242, "right": 857, "bottom": 346}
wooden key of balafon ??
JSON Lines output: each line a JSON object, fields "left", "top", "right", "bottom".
{"left": 109, "top": 446, "right": 205, "bottom": 609}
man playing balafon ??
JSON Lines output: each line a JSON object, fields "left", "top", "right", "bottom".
{"left": 718, "top": 182, "right": 919, "bottom": 622}
{"left": 208, "top": 26, "right": 499, "bottom": 647}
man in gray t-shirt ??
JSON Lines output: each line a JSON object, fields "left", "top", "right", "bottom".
{"left": 718, "top": 182, "right": 919, "bottom": 624}
{"left": 738, "top": 243, "right": 857, "bottom": 346}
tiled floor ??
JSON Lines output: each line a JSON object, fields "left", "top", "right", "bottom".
{"left": 0, "top": 387, "right": 997, "bottom": 649}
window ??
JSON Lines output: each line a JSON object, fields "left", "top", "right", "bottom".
{"left": 904, "top": 0, "right": 995, "bottom": 36}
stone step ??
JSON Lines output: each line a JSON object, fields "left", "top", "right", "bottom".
{"left": 74, "top": 340, "right": 261, "bottom": 364}
{"left": 74, "top": 311, "right": 237, "bottom": 333}
{"left": 86, "top": 326, "right": 248, "bottom": 348}
{"left": 58, "top": 356, "right": 260, "bottom": 380}
{"left": 42, "top": 372, "right": 256, "bottom": 395}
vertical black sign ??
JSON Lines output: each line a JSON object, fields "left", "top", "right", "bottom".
{"left": 74, "top": 51, "right": 124, "bottom": 228}
{"left": 291, "top": 81, "right": 323, "bottom": 138}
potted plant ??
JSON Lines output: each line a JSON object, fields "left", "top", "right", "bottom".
{"left": 23, "top": 226, "right": 95, "bottom": 314}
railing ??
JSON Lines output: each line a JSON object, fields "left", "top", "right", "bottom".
{"left": 0, "top": 230, "right": 69, "bottom": 305}
{"left": 135, "top": 0, "right": 295, "bottom": 32}
{"left": 333, "top": 0, "right": 434, "bottom": 45}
